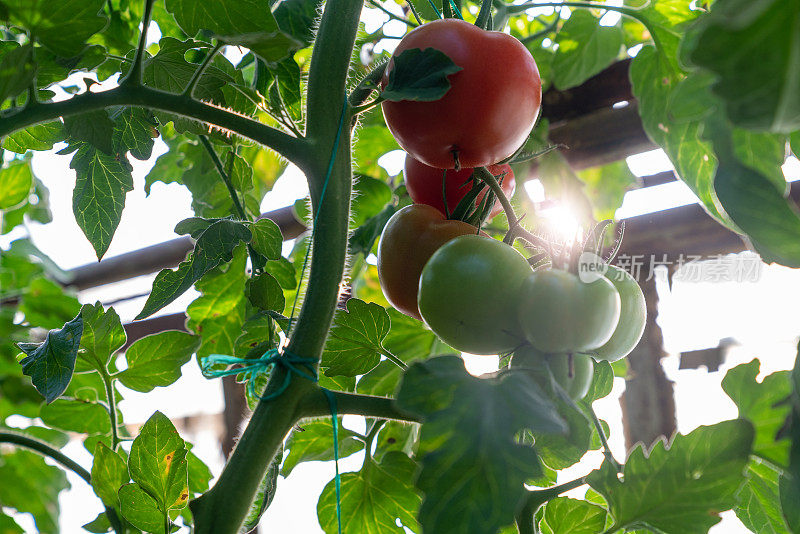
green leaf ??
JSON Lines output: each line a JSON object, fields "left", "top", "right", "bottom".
{"left": 69, "top": 142, "right": 134, "bottom": 259}
{"left": 791, "top": 131, "right": 800, "bottom": 159}
{"left": 187, "top": 450, "right": 213, "bottom": 496}
{"left": 687, "top": 0, "right": 800, "bottom": 133}
{"left": 248, "top": 218, "right": 283, "bottom": 260}
{"left": 81, "top": 513, "right": 111, "bottom": 533}
{"left": 540, "top": 497, "right": 608, "bottom": 534}
{"left": 321, "top": 299, "right": 391, "bottom": 377}
{"left": 628, "top": 0, "right": 701, "bottom": 71}
{"left": 187, "top": 246, "right": 248, "bottom": 358}
{"left": 118, "top": 331, "right": 201, "bottom": 392}
{"left": 128, "top": 411, "right": 189, "bottom": 511}
{"left": 137, "top": 220, "right": 252, "bottom": 319}
{"left": 273, "top": 0, "right": 321, "bottom": 47}
{"left": 0, "top": 513, "right": 24, "bottom": 534}
{"left": 0, "top": 43, "right": 34, "bottom": 102}
{"left": 39, "top": 398, "right": 110, "bottom": 434}
{"left": 216, "top": 31, "right": 302, "bottom": 67}
{"left": 243, "top": 444, "right": 283, "bottom": 531}
{"left": 356, "top": 360, "right": 402, "bottom": 397}
{"left": 64, "top": 111, "right": 115, "bottom": 155}
{"left": 1, "top": 120, "right": 65, "bottom": 153}
{"left": 281, "top": 419, "right": 365, "bottom": 476}
{"left": 533, "top": 361, "right": 613, "bottom": 470}
{"left": 91, "top": 442, "right": 129, "bottom": 508}
{"left": 348, "top": 204, "right": 398, "bottom": 257}
{"left": 396, "top": 356, "right": 566, "bottom": 534}
{"left": 0, "top": 160, "right": 33, "bottom": 210}
{"left": 19, "top": 276, "right": 81, "bottom": 330}
{"left": 143, "top": 38, "right": 230, "bottom": 103}
{"left": 735, "top": 460, "right": 791, "bottom": 534}
{"left": 722, "top": 359, "right": 791, "bottom": 467}
{"left": 17, "top": 312, "right": 83, "bottom": 403}
{"left": 77, "top": 302, "right": 126, "bottom": 373}
{"left": 707, "top": 118, "right": 800, "bottom": 267}
{"left": 112, "top": 108, "right": 158, "bottom": 161}
{"left": 0, "top": 449, "right": 69, "bottom": 533}
{"left": 732, "top": 129, "right": 788, "bottom": 194}
{"left": 588, "top": 419, "right": 755, "bottom": 533}
{"left": 119, "top": 483, "right": 167, "bottom": 534}
{"left": 2, "top": 0, "right": 107, "bottom": 56}
{"left": 577, "top": 161, "right": 638, "bottom": 221}
{"left": 317, "top": 451, "right": 421, "bottom": 534}
{"left": 552, "top": 11, "right": 623, "bottom": 90}
{"left": 353, "top": 128, "right": 401, "bottom": 177}
{"left": 629, "top": 45, "right": 724, "bottom": 224}
{"left": 165, "top": 0, "right": 299, "bottom": 66}
{"left": 351, "top": 176, "right": 393, "bottom": 227}
{"left": 246, "top": 272, "right": 286, "bottom": 313}
{"left": 265, "top": 257, "right": 297, "bottom": 289}
{"left": 381, "top": 48, "right": 463, "bottom": 102}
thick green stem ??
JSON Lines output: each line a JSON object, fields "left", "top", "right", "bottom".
{"left": 0, "top": 431, "right": 124, "bottom": 534}
{"left": 300, "top": 387, "right": 420, "bottom": 422}
{"left": 189, "top": 0, "right": 364, "bottom": 530}
{"left": 515, "top": 477, "right": 587, "bottom": 533}
{"left": 0, "top": 84, "right": 308, "bottom": 167}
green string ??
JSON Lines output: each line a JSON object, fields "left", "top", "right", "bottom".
{"left": 426, "top": 0, "right": 443, "bottom": 19}
{"left": 200, "top": 350, "right": 317, "bottom": 400}
{"left": 448, "top": 0, "right": 463, "bottom": 19}
{"left": 322, "top": 388, "right": 343, "bottom": 533}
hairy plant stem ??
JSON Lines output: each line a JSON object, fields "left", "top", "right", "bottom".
{"left": 475, "top": 0, "right": 494, "bottom": 29}
{"left": 589, "top": 403, "right": 622, "bottom": 473}
{"left": 474, "top": 166, "right": 549, "bottom": 249}
{"left": 0, "top": 84, "right": 308, "bottom": 166}
{"left": 189, "top": 0, "right": 365, "bottom": 529}
{"left": 515, "top": 477, "right": 588, "bottom": 533}
{"left": 300, "top": 387, "right": 420, "bottom": 422}
{"left": 123, "top": 0, "right": 156, "bottom": 86}
{"left": 0, "top": 431, "right": 124, "bottom": 534}
{"left": 183, "top": 42, "right": 224, "bottom": 97}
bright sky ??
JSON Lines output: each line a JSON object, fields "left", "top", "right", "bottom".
{"left": 4, "top": 4, "right": 800, "bottom": 533}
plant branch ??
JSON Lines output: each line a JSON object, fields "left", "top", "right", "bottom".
{"left": 367, "top": 0, "right": 418, "bottom": 27}
{"left": 502, "top": 2, "right": 664, "bottom": 55}
{"left": 474, "top": 166, "right": 549, "bottom": 249}
{"left": 515, "top": 477, "right": 588, "bottom": 533}
{"left": 99, "top": 369, "right": 120, "bottom": 450}
{"left": 475, "top": 0, "right": 494, "bottom": 29}
{"left": 183, "top": 42, "right": 224, "bottom": 97}
{"left": 0, "top": 431, "right": 124, "bottom": 534}
{"left": 198, "top": 135, "right": 248, "bottom": 221}
{"left": 0, "top": 84, "right": 309, "bottom": 167}
{"left": 589, "top": 403, "right": 622, "bottom": 473}
{"left": 123, "top": 0, "right": 156, "bottom": 86}
{"left": 299, "top": 387, "right": 420, "bottom": 422}
{"left": 349, "top": 62, "right": 387, "bottom": 108}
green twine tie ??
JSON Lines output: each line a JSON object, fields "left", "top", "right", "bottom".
{"left": 200, "top": 350, "right": 317, "bottom": 400}
{"left": 322, "top": 389, "right": 343, "bottom": 533}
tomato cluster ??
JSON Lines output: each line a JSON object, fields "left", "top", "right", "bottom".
{"left": 375, "top": 18, "right": 645, "bottom": 402}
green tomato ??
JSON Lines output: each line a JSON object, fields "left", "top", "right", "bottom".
{"left": 592, "top": 265, "right": 646, "bottom": 362}
{"left": 510, "top": 345, "right": 593, "bottom": 401}
{"left": 418, "top": 234, "right": 532, "bottom": 355}
{"left": 517, "top": 269, "right": 621, "bottom": 353}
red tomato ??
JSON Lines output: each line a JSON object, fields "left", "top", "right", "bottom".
{"left": 404, "top": 154, "right": 515, "bottom": 218}
{"left": 377, "top": 204, "right": 480, "bottom": 320}
{"left": 381, "top": 18, "right": 542, "bottom": 169}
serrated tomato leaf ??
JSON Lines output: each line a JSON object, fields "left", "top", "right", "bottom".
{"left": 588, "top": 419, "right": 754, "bottom": 533}
{"left": 118, "top": 331, "right": 201, "bottom": 392}
{"left": 321, "top": 298, "right": 391, "bottom": 377}
{"left": 137, "top": 220, "right": 252, "bottom": 319}
{"left": 396, "top": 356, "right": 565, "bottom": 534}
